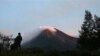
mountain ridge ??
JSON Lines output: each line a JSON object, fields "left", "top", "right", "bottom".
{"left": 22, "top": 28, "right": 78, "bottom": 51}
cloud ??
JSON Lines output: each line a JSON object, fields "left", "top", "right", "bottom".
{"left": 40, "top": 26, "right": 56, "bottom": 32}
{"left": 66, "top": 32, "right": 79, "bottom": 37}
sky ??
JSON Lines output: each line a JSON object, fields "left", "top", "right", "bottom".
{"left": 0, "top": 0, "right": 100, "bottom": 37}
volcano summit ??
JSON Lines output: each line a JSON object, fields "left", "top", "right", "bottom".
{"left": 22, "top": 26, "right": 78, "bottom": 51}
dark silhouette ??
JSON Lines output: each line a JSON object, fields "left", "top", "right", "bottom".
{"left": 11, "top": 33, "right": 22, "bottom": 50}
{"left": 78, "top": 10, "right": 100, "bottom": 51}
{"left": 94, "top": 15, "right": 100, "bottom": 50}
{"left": 78, "top": 10, "right": 95, "bottom": 51}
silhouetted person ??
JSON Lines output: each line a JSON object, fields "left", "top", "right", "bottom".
{"left": 11, "top": 33, "right": 22, "bottom": 50}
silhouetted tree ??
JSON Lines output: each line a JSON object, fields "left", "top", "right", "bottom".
{"left": 0, "top": 32, "right": 13, "bottom": 51}
{"left": 78, "top": 10, "right": 96, "bottom": 51}
{"left": 93, "top": 15, "right": 100, "bottom": 49}
{"left": 0, "top": 33, "right": 3, "bottom": 51}
{"left": 78, "top": 10, "right": 100, "bottom": 51}
{"left": 11, "top": 33, "right": 22, "bottom": 50}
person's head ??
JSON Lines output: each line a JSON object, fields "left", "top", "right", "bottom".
{"left": 18, "top": 33, "right": 21, "bottom": 36}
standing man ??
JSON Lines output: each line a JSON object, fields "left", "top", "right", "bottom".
{"left": 14, "top": 33, "right": 22, "bottom": 48}
{"left": 11, "top": 33, "right": 22, "bottom": 50}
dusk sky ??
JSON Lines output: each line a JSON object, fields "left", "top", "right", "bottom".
{"left": 0, "top": 0, "right": 100, "bottom": 37}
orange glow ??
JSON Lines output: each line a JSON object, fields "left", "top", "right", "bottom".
{"left": 40, "top": 26, "right": 56, "bottom": 32}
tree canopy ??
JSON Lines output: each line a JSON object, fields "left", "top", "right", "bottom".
{"left": 78, "top": 10, "right": 100, "bottom": 51}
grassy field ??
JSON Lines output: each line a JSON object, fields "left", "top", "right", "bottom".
{"left": 0, "top": 48, "right": 100, "bottom": 56}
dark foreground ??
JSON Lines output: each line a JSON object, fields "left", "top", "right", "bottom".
{"left": 0, "top": 48, "right": 100, "bottom": 56}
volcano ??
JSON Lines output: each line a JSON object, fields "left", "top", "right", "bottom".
{"left": 22, "top": 27, "right": 78, "bottom": 51}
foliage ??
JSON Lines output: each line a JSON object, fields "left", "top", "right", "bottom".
{"left": 78, "top": 10, "right": 100, "bottom": 51}
{"left": 0, "top": 32, "right": 13, "bottom": 51}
